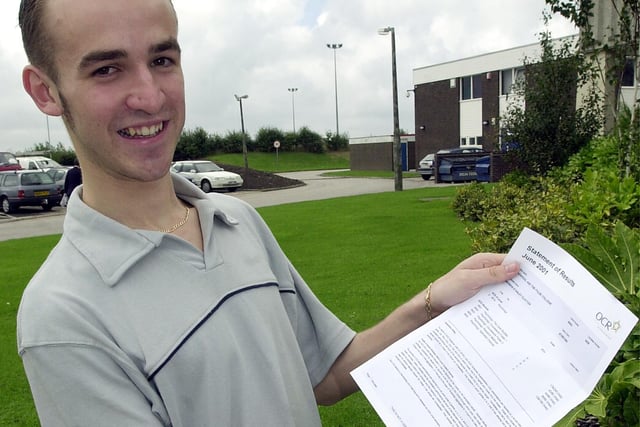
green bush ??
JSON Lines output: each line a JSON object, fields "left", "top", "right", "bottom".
{"left": 452, "top": 132, "right": 640, "bottom": 426}
{"left": 325, "top": 131, "right": 349, "bottom": 151}
{"left": 451, "top": 182, "right": 488, "bottom": 222}
{"left": 220, "top": 130, "right": 254, "bottom": 153}
{"left": 254, "top": 127, "right": 286, "bottom": 152}
{"left": 557, "top": 222, "right": 640, "bottom": 427}
{"left": 568, "top": 169, "right": 639, "bottom": 230}
{"left": 455, "top": 177, "right": 577, "bottom": 253}
{"left": 296, "top": 126, "right": 326, "bottom": 153}
{"left": 459, "top": 137, "right": 639, "bottom": 254}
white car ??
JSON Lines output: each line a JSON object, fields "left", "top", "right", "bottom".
{"left": 16, "top": 156, "right": 63, "bottom": 171}
{"left": 171, "top": 160, "right": 243, "bottom": 193}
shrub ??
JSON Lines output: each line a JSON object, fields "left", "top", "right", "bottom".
{"left": 325, "top": 131, "right": 349, "bottom": 151}
{"left": 254, "top": 127, "right": 286, "bottom": 152}
{"left": 297, "top": 127, "right": 326, "bottom": 153}
{"left": 221, "top": 130, "right": 254, "bottom": 154}
{"left": 452, "top": 182, "right": 488, "bottom": 222}
{"left": 557, "top": 222, "right": 640, "bottom": 427}
{"left": 465, "top": 177, "right": 578, "bottom": 253}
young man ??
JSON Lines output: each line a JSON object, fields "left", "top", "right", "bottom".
{"left": 17, "top": 0, "right": 520, "bottom": 425}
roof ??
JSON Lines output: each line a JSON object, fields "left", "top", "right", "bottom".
{"left": 413, "top": 35, "right": 578, "bottom": 85}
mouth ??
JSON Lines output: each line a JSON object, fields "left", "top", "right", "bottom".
{"left": 118, "top": 121, "right": 165, "bottom": 139}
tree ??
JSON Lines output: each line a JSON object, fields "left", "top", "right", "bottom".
{"left": 296, "top": 127, "right": 325, "bottom": 153}
{"left": 545, "top": 0, "right": 640, "bottom": 181}
{"left": 175, "top": 127, "right": 213, "bottom": 160}
{"left": 221, "top": 130, "right": 253, "bottom": 154}
{"left": 254, "top": 127, "right": 286, "bottom": 152}
{"left": 325, "top": 131, "right": 349, "bottom": 151}
{"left": 502, "top": 26, "right": 602, "bottom": 175}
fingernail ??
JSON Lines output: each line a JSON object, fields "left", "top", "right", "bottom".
{"left": 504, "top": 263, "right": 518, "bottom": 273}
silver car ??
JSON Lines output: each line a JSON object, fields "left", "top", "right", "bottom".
{"left": 0, "top": 170, "right": 63, "bottom": 213}
{"left": 171, "top": 160, "right": 243, "bottom": 193}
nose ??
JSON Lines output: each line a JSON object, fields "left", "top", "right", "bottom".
{"left": 125, "top": 66, "right": 165, "bottom": 113}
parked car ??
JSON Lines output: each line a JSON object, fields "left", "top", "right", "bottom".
{"left": 436, "top": 147, "right": 486, "bottom": 182}
{"left": 0, "top": 152, "right": 21, "bottom": 172}
{"left": 46, "top": 167, "right": 70, "bottom": 188}
{"left": 417, "top": 153, "right": 435, "bottom": 180}
{"left": 171, "top": 160, "right": 243, "bottom": 192}
{"left": 0, "top": 170, "right": 63, "bottom": 213}
{"left": 417, "top": 147, "right": 484, "bottom": 180}
{"left": 475, "top": 155, "right": 491, "bottom": 182}
{"left": 16, "top": 155, "right": 63, "bottom": 171}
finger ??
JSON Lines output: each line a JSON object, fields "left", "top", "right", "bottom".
{"left": 458, "top": 253, "right": 506, "bottom": 270}
{"left": 484, "top": 262, "right": 519, "bottom": 283}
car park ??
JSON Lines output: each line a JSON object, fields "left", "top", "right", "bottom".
{"left": 417, "top": 147, "right": 484, "bottom": 181}
{"left": 0, "top": 152, "right": 21, "bottom": 172}
{"left": 0, "top": 170, "right": 63, "bottom": 213}
{"left": 171, "top": 160, "right": 243, "bottom": 192}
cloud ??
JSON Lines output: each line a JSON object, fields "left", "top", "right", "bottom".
{"left": 0, "top": 0, "right": 575, "bottom": 153}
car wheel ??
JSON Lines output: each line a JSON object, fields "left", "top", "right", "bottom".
{"left": 421, "top": 175, "right": 431, "bottom": 181}
{"left": 1, "top": 197, "right": 14, "bottom": 214}
{"left": 42, "top": 204, "right": 53, "bottom": 212}
{"left": 201, "top": 180, "right": 212, "bottom": 193}
{"left": 228, "top": 187, "right": 237, "bottom": 193}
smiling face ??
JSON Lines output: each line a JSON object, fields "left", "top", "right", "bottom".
{"left": 36, "top": 0, "right": 185, "bottom": 185}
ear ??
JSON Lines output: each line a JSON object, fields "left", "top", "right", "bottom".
{"left": 22, "top": 65, "right": 64, "bottom": 117}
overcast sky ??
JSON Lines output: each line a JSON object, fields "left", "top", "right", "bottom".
{"left": 0, "top": 0, "right": 576, "bottom": 154}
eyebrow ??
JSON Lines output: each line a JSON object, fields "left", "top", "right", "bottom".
{"left": 78, "top": 37, "right": 181, "bottom": 71}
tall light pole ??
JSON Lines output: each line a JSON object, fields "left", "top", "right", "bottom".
{"left": 234, "top": 94, "right": 249, "bottom": 177}
{"left": 46, "top": 116, "right": 51, "bottom": 145}
{"left": 378, "top": 27, "right": 402, "bottom": 191}
{"left": 326, "top": 43, "right": 342, "bottom": 137}
{"left": 287, "top": 88, "right": 298, "bottom": 133}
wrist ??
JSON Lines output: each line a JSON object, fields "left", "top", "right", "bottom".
{"left": 424, "top": 283, "right": 433, "bottom": 321}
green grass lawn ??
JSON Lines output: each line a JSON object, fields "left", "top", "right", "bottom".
{"left": 211, "top": 150, "right": 351, "bottom": 173}
{"left": 0, "top": 186, "right": 468, "bottom": 426}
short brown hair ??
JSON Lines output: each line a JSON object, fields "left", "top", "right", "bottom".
{"left": 18, "top": 0, "right": 178, "bottom": 83}
{"left": 18, "top": 0, "right": 59, "bottom": 81}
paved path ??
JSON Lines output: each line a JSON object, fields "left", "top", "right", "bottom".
{"left": 0, "top": 171, "right": 440, "bottom": 242}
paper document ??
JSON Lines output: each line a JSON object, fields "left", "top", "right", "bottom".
{"left": 351, "top": 227, "right": 638, "bottom": 427}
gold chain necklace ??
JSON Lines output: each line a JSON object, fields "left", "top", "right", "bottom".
{"left": 158, "top": 206, "right": 190, "bottom": 233}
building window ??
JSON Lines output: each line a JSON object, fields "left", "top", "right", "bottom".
{"left": 501, "top": 67, "right": 525, "bottom": 95}
{"left": 460, "top": 74, "right": 483, "bottom": 100}
{"left": 473, "top": 74, "right": 482, "bottom": 98}
{"left": 461, "top": 76, "right": 472, "bottom": 100}
{"left": 622, "top": 58, "right": 635, "bottom": 87}
{"left": 461, "top": 137, "right": 467, "bottom": 145}
{"left": 501, "top": 70, "right": 513, "bottom": 95}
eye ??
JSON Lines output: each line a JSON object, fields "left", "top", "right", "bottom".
{"left": 92, "top": 66, "right": 118, "bottom": 77}
{"left": 152, "top": 57, "right": 175, "bottom": 68}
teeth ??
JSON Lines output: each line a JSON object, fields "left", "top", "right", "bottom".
{"left": 120, "top": 122, "right": 164, "bottom": 138}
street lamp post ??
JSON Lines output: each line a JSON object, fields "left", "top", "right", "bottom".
{"left": 378, "top": 27, "right": 402, "bottom": 191}
{"left": 326, "top": 43, "right": 342, "bottom": 137}
{"left": 234, "top": 94, "right": 249, "bottom": 177}
{"left": 287, "top": 88, "right": 298, "bottom": 133}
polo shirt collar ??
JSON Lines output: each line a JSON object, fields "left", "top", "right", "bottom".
{"left": 63, "top": 173, "right": 239, "bottom": 287}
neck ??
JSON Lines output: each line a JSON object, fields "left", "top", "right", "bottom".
{"left": 80, "top": 171, "right": 185, "bottom": 231}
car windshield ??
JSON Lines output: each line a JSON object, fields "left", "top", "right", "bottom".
{"left": 195, "top": 162, "right": 223, "bottom": 172}
{"left": 21, "top": 172, "right": 54, "bottom": 185}
{"left": 0, "top": 153, "right": 17, "bottom": 165}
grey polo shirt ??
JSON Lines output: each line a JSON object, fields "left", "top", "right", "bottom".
{"left": 17, "top": 174, "right": 355, "bottom": 426}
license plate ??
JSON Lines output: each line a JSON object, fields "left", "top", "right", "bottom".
{"left": 34, "top": 190, "right": 49, "bottom": 196}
